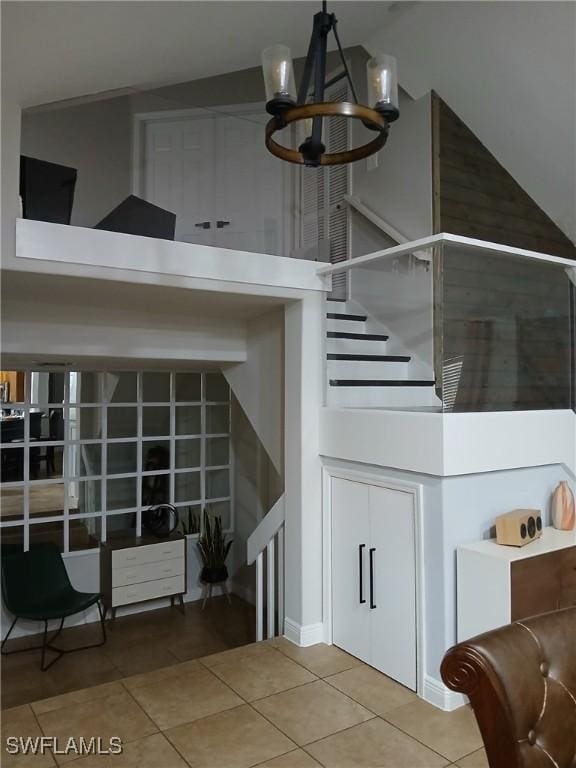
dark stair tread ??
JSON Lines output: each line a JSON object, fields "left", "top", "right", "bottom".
{"left": 327, "top": 332, "right": 389, "bottom": 341}
{"left": 329, "top": 379, "right": 436, "bottom": 387}
{"left": 327, "top": 353, "right": 410, "bottom": 362}
{"left": 326, "top": 313, "right": 367, "bottom": 322}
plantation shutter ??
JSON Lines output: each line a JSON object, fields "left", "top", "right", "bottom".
{"left": 299, "top": 79, "right": 350, "bottom": 300}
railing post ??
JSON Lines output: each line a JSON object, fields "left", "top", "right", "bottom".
{"left": 277, "top": 526, "right": 284, "bottom": 637}
{"left": 267, "top": 538, "right": 275, "bottom": 638}
{"left": 256, "top": 552, "right": 263, "bottom": 642}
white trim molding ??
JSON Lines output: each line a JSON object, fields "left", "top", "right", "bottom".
{"left": 283, "top": 618, "right": 325, "bottom": 647}
{"left": 423, "top": 674, "right": 468, "bottom": 712}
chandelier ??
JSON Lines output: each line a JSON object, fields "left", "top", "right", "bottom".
{"left": 261, "top": 1, "right": 399, "bottom": 167}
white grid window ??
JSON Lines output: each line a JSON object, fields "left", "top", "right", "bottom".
{"left": 0, "top": 370, "right": 233, "bottom": 553}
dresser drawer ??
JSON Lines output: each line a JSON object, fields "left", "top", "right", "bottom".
{"left": 112, "top": 539, "right": 184, "bottom": 569}
{"left": 112, "top": 558, "right": 185, "bottom": 588}
{"left": 112, "top": 575, "right": 185, "bottom": 607}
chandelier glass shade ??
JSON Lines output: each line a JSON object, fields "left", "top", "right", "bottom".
{"left": 261, "top": 2, "right": 399, "bottom": 167}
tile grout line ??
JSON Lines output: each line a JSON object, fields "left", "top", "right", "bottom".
{"left": 186, "top": 649, "right": 304, "bottom": 764}
{"left": 377, "top": 707, "right": 470, "bottom": 764}
{"left": 249, "top": 657, "right": 456, "bottom": 766}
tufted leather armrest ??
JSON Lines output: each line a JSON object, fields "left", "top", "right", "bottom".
{"left": 441, "top": 607, "right": 576, "bottom": 768}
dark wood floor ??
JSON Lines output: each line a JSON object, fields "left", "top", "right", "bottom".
{"left": 1, "top": 594, "right": 255, "bottom": 710}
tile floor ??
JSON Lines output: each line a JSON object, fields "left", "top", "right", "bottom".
{"left": 1, "top": 595, "right": 255, "bottom": 710}
{"left": 1, "top": 638, "right": 489, "bottom": 768}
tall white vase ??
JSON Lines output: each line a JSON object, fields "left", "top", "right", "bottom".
{"left": 551, "top": 481, "right": 575, "bottom": 531}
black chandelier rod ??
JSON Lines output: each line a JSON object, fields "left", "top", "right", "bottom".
{"left": 332, "top": 18, "right": 359, "bottom": 104}
{"left": 296, "top": 1, "right": 358, "bottom": 107}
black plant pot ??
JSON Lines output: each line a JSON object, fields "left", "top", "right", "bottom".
{"left": 201, "top": 565, "right": 229, "bottom": 584}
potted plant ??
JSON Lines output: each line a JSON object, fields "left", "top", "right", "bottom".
{"left": 197, "top": 511, "right": 233, "bottom": 584}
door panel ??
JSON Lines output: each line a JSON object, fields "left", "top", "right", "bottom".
{"left": 331, "top": 477, "right": 371, "bottom": 664}
{"left": 369, "top": 485, "right": 417, "bottom": 690}
{"left": 214, "top": 115, "right": 286, "bottom": 255}
{"left": 142, "top": 111, "right": 287, "bottom": 253}
{"left": 143, "top": 117, "right": 215, "bottom": 245}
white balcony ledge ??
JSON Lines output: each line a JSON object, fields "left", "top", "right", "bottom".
{"left": 14, "top": 219, "right": 330, "bottom": 298}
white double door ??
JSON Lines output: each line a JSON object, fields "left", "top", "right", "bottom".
{"left": 141, "top": 108, "right": 288, "bottom": 255}
{"left": 331, "top": 476, "right": 417, "bottom": 690}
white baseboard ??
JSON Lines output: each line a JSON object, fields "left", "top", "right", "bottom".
{"left": 422, "top": 674, "right": 468, "bottom": 711}
{"left": 283, "top": 618, "right": 324, "bottom": 647}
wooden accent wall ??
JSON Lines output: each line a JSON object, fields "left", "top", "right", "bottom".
{"left": 432, "top": 93, "right": 576, "bottom": 260}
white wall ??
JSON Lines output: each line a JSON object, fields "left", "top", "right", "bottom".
{"left": 351, "top": 256, "right": 434, "bottom": 377}
{"left": 365, "top": 1, "right": 576, "bottom": 243}
{"left": 1, "top": 98, "right": 21, "bottom": 269}
{"left": 351, "top": 90, "right": 433, "bottom": 246}
{"left": 21, "top": 98, "right": 132, "bottom": 228}
{"left": 224, "top": 308, "right": 285, "bottom": 476}
{"left": 229, "top": 397, "right": 283, "bottom": 604}
{"left": 1, "top": 295, "right": 248, "bottom": 365}
{"left": 283, "top": 292, "right": 325, "bottom": 643}
{"left": 320, "top": 408, "right": 576, "bottom": 479}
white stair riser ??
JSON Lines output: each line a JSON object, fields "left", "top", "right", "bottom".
{"left": 326, "top": 318, "right": 367, "bottom": 334}
{"left": 327, "top": 360, "right": 409, "bottom": 379}
{"left": 327, "top": 386, "right": 439, "bottom": 408}
{"left": 327, "top": 338, "right": 389, "bottom": 355}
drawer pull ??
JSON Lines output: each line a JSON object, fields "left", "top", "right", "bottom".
{"left": 162, "top": 568, "right": 172, "bottom": 573}
{"left": 125, "top": 555, "right": 137, "bottom": 561}
{"left": 126, "top": 592, "right": 137, "bottom": 599}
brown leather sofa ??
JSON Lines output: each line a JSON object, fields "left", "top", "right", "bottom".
{"left": 441, "top": 607, "right": 576, "bottom": 768}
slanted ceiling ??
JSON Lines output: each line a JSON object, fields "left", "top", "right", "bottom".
{"left": 1, "top": 1, "right": 401, "bottom": 108}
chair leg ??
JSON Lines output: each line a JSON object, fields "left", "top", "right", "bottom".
{"left": 2, "top": 607, "right": 107, "bottom": 671}
{"left": 1, "top": 615, "right": 19, "bottom": 653}
{"left": 41, "top": 620, "right": 64, "bottom": 672}
{"left": 97, "top": 600, "right": 107, "bottom": 645}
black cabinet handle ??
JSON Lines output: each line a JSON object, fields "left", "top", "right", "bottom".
{"left": 369, "top": 547, "right": 376, "bottom": 609}
{"left": 358, "top": 544, "right": 366, "bottom": 604}
{"left": 216, "top": 220, "right": 231, "bottom": 229}
{"left": 195, "top": 221, "right": 211, "bottom": 229}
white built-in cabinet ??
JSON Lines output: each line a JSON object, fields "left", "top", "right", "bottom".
{"left": 331, "top": 476, "right": 417, "bottom": 690}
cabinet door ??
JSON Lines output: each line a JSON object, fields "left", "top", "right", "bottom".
{"left": 511, "top": 552, "right": 562, "bottom": 621}
{"left": 369, "top": 486, "right": 417, "bottom": 691}
{"left": 559, "top": 546, "right": 576, "bottom": 609}
{"left": 331, "top": 477, "right": 371, "bottom": 664}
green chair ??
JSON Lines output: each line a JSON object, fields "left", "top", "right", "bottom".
{"left": 1, "top": 543, "right": 106, "bottom": 670}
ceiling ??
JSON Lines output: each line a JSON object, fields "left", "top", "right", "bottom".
{"left": 1, "top": 1, "right": 409, "bottom": 108}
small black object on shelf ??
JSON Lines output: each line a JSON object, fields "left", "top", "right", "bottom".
{"left": 94, "top": 195, "right": 176, "bottom": 240}
{"left": 142, "top": 504, "right": 180, "bottom": 538}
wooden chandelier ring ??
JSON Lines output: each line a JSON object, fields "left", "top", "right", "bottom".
{"left": 265, "top": 101, "right": 389, "bottom": 166}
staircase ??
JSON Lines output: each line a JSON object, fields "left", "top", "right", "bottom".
{"left": 326, "top": 300, "right": 438, "bottom": 408}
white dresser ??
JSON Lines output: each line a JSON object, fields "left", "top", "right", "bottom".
{"left": 100, "top": 535, "right": 187, "bottom": 619}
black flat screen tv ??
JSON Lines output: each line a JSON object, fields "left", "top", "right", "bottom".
{"left": 95, "top": 195, "right": 176, "bottom": 240}
{"left": 20, "top": 156, "right": 77, "bottom": 224}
